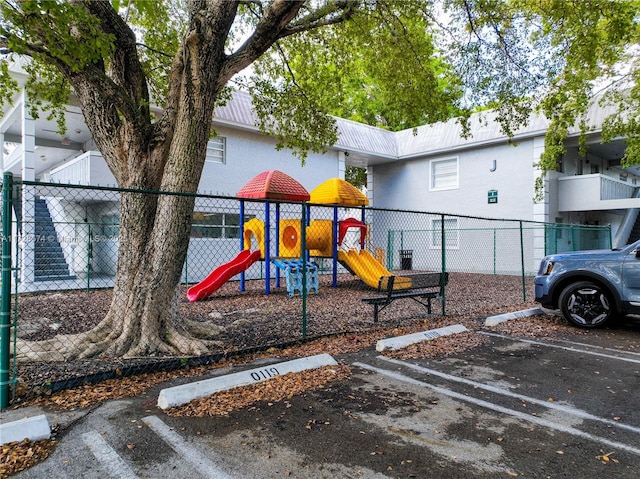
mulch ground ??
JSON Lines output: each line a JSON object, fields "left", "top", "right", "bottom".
{"left": 11, "top": 272, "right": 541, "bottom": 396}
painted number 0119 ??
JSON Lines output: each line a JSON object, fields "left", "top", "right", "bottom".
{"left": 250, "top": 367, "right": 280, "bottom": 381}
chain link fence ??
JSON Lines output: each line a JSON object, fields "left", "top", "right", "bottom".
{"left": 0, "top": 178, "right": 612, "bottom": 406}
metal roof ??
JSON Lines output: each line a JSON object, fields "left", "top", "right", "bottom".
{"left": 213, "top": 91, "right": 624, "bottom": 167}
{"left": 334, "top": 117, "right": 398, "bottom": 159}
{"left": 395, "top": 109, "right": 551, "bottom": 159}
{"left": 213, "top": 90, "right": 259, "bottom": 130}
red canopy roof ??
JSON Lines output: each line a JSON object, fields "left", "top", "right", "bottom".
{"left": 236, "top": 170, "right": 310, "bottom": 201}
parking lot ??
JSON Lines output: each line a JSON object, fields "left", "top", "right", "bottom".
{"left": 11, "top": 316, "right": 640, "bottom": 478}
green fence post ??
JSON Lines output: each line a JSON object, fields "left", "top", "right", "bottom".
{"left": 301, "top": 202, "right": 307, "bottom": 338}
{"left": 1, "top": 173, "right": 13, "bottom": 409}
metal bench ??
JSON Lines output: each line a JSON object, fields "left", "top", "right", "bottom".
{"left": 361, "top": 272, "right": 448, "bottom": 322}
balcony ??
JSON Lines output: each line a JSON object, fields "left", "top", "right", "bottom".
{"left": 558, "top": 173, "right": 640, "bottom": 211}
{"left": 46, "top": 151, "right": 116, "bottom": 186}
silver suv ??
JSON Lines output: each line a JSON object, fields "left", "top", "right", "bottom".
{"left": 534, "top": 240, "right": 640, "bottom": 328}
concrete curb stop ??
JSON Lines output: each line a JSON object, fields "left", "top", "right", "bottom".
{"left": 157, "top": 353, "right": 338, "bottom": 410}
{"left": 376, "top": 324, "right": 469, "bottom": 352}
{"left": 484, "top": 307, "right": 544, "bottom": 327}
{"left": 0, "top": 414, "right": 51, "bottom": 446}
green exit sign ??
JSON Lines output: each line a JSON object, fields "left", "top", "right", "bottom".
{"left": 488, "top": 190, "right": 498, "bottom": 204}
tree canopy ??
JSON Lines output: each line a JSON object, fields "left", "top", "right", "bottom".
{"left": 2, "top": 1, "right": 639, "bottom": 174}
{"left": 442, "top": 0, "right": 640, "bottom": 193}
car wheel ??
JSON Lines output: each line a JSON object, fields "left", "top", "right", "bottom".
{"left": 558, "top": 281, "right": 615, "bottom": 328}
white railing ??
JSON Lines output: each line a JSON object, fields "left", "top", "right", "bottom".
{"left": 558, "top": 173, "right": 638, "bottom": 211}
{"left": 47, "top": 151, "right": 116, "bottom": 186}
{"left": 49, "top": 154, "right": 90, "bottom": 184}
{"left": 600, "top": 174, "right": 636, "bottom": 200}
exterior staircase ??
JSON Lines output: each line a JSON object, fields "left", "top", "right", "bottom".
{"left": 628, "top": 216, "right": 640, "bottom": 245}
{"left": 612, "top": 188, "right": 640, "bottom": 248}
{"left": 34, "top": 198, "right": 75, "bottom": 281}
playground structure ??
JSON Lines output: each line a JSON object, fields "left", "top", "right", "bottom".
{"left": 187, "top": 171, "right": 397, "bottom": 302}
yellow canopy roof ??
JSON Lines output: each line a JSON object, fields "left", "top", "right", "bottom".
{"left": 309, "top": 178, "right": 369, "bottom": 206}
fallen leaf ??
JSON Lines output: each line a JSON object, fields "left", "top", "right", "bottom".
{"left": 596, "top": 450, "right": 618, "bottom": 464}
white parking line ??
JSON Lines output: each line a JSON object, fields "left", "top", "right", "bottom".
{"left": 377, "top": 355, "right": 640, "bottom": 435}
{"left": 81, "top": 430, "right": 138, "bottom": 479}
{"left": 539, "top": 336, "right": 640, "bottom": 358}
{"left": 142, "top": 415, "right": 234, "bottom": 479}
{"left": 481, "top": 331, "right": 640, "bottom": 364}
{"left": 353, "top": 361, "right": 640, "bottom": 457}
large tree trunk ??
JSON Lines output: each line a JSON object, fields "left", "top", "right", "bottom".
{"left": 59, "top": 3, "right": 234, "bottom": 359}
{"left": 84, "top": 191, "right": 201, "bottom": 357}
{"left": 75, "top": 79, "right": 223, "bottom": 358}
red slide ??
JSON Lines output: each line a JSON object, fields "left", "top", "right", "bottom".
{"left": 187, "top": 249, "right": 262, "bottom": 302}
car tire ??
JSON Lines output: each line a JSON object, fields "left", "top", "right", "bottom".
{"left": 558, "top": 281, "right": 615, "bottom": 328}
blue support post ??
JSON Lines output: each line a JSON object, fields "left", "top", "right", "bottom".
{"left": 265, "top": 201, "right": 271, "bottom": 294}
{"left": 305, "top": 203, "right": 311, "bottom": 263}
{"left": 240, "top": 201, "right": 246, "bottom": 292}
{"left": 361, "top": 206, "right": 366, "bottom": 251}
{"left": 275, "top": 204, "right": 280, "bottom": 289}
{"left": 332, "top": 206, "right": 338, "bottom": 287}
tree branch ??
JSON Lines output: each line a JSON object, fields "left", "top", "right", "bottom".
{"left": 219, "top": 0, "right": 357, "bottom": 88}
{"left": 78, "top": 0, "right": 150, "bottom": 123}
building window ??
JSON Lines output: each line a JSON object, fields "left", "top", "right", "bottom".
{"left": 429, "top": 157, "right": 458, "bottom": 191}
{"left": 431, "top": 218, "right": 459, "bottom": 249}
{"left": 190, "top": 212, "right": 252, "bottom": 239}
{"left": 205, "top": 137, "right": 226, "bottom": 164}
{"left": 101, "top": 214, "right": 120, "bottom": 239}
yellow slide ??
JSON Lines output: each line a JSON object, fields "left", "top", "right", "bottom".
{"left": 338, "top": 249, "right": 411, "bottom": 289}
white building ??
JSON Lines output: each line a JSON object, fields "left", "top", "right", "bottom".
{"left": 2, "top": 63, "right": 636, "bottom": 289}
